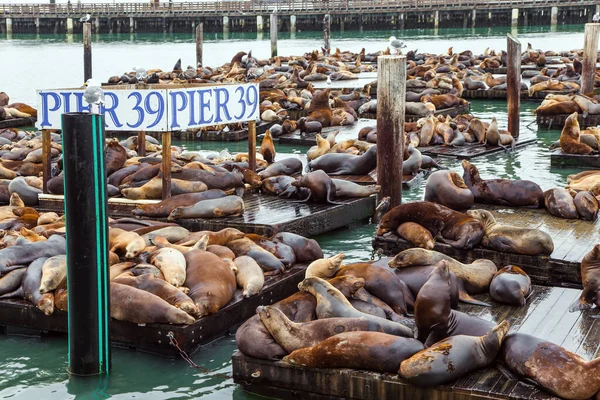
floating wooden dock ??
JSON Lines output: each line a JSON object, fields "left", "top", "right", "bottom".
{"left": 537, "top": 112, "right": 600, "bottom": 129}
{"left": 0, "top": 117, "right": 36, "bottom": 129}
{"left": 38, "top": 193, "right": 376, "bottom": 237}
{"left": 420, "top": 132, "right": 536, "bottom": 159}
{"left": 462, "top": 88, "right": 577, "bottom": 100}
{"left": 550, "top": 149, "right": 600, "bottom": 168}
{"left": 277, "top": 118, "right": 375, "bottom": 146}
{"left": 0, "top": 263, "right": 307, "bottom": 357}
{"left": 373, "top": 204, "right": 598, "bottom": 288}
{"left": 335, "top": 170, "right": 426, "bottom": 189}
{"left": 232, "top": 284, "right": 599, "bottom": 400}
{"left": 359, "top": 103, "right": 471, "bottom": 122}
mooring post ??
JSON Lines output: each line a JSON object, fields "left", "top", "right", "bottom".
{"left": 66, "top": 17, "right": 73, "bottom": 35}
{"left": 323, "top": 14, "right": 331, "bottom": 53}
{"left": 270, "top": 13, "right": 278, "bottom": 57}
{"left": 507, "top": 34, "right": 521, "bottom": 139}
{"left": 248, "top": 120, "right": 257, "bottom": 172}
{"left": 196, "top": 22, "right": 203, "bottom": 67}
{"left": 471, "top": 9, "right": 476, "bottom": 28}
{"left": 257, "top": 15, "right": 263, "bottom": 32}
{"left": 376, "top": 56, "right": 406, "bottom": 209}
{"left": 137, "top": 130, "right": 146, "bottom": 157}
{"left": 6, "top": 17, "right": 12, "bottom": 35}
{"left": 61, "top": 112, "right": 111, "bottom": 376}
{"left": 161, "top": 132, "right": 172, "bottom": 199}
{"left": 290, "top": 15, "right": 296, "bottom": 34}
{"left": 511, "top": 8, "right": 518, "bottom": 29}
{"left": 42, "top": 129, "right": 51, "bottom": 194}
{"left": 582, "top": 23, "right": 600, "bottom": 95}
{"left": 83, "top": 22, "right": 92, "bottom": 82}
{"left": 551, "top": 6, "right": 558, "bottom": 28}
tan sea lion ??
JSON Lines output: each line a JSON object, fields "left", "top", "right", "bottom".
{"left": 396, "top": 222, "right": 434, "bottom": 250}
{"left": 573, "top": 190, "right": 599, "bottom": 221}
{"left": 167, "top": 195, "right": 245, "bottom": 220}
{"left": 234, "top": 255, "right": 265, "bottom": 297}
{"left": 37, "top": 212, "right": 59, "bottom": 226}
{"left": 307, "top": 134, "right": 331, "bottom": 160}
{"left": 560, "top": 112, "right": 593, "bottom": 155}
{"left": 305, "top": 253, "right": 345, "bottom": 279}
{"left": 121, "top": 177, "right": 208, "bottom": 200}
{"left": 149, "top": 247, "right": 187, "bottom": 287}
{"left": 39, "top": 255, "right": 66, "bottom": 293}
{"left": 177, "top": 228, "right": 245, "bottom": 247}
{"left": 109, "top": 229, "right": 146, "bottom": 259}
{"left": 485, "top": 117, "right": 515, "bottom": 149}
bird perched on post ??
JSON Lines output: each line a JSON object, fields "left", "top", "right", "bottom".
{"left": 388, "top": 36, "right": 407, "bottom": 55}
{"left": 594, "top": 13, "right": 600, "bottom": 23}
{"left": 83, "top": 78, "right": 105, "bottom": 114}
{"left": 80, "top": 14, "right": 91, "bottom": 22}
{"left": 133, "top": 66, "right": 147, "bottom": 81}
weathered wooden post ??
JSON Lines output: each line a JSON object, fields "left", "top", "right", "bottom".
{"left": 248, "top": 120, "right": 257, "bottom": 172}
{"left": 137, "top": 130, "right": 146, "bottom": 157}
{"left": 507, "top": 33, "right": 521, "bottom": 139}
{"left": 582, "top": 23, "right": 600, "bottom": 95}
{"left": 376, "top": 56, "right": 406, "bottom": 209}
{"left": 196, "top": 22, "right": 203, "bottom": 67}
{"left": 270, "top": 13, "right": 278, "bottom": 57}
{"left": 61, "top": 112, "right": 111, "bottom": 376}
{"left": 83, "top": 22, "right": 92, "bottom": 82}
{"left": 162, "top": 132, "right": 171, "bottom": 199}
{"left": 323, "top": 14, "right": 331, "bottom": 53}
{"left": 42, "top": 129, "right": 51, "bottom": 194}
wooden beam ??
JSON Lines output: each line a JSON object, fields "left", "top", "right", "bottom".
{"left": 507, "top": 33, "right": 521, "bottom": 138}
{"left": 196, "top": 22, "right": 203, "bottom": 67}
{"left": 376, "top": 55, "right": 406, "bottom": 209}
{"left": 582, "top": 23, "right": 600, "bottom": 95}
{"left": 248, "top": 120, "right": 257, "bottom": 172}
{"left": 42, "top": 129, "right": 51, "bottom": 194}
{"left": 137, "top": 129, "right": 146, "bottom": 157}
{"left": 270, "top": 13, "right": 278, "bottom": 58}
{"left": 161, "top": 131, "right": 171, "bottom": 200}
{"left": 323, "top": 14, "right": 331, "bottom": 53}
{"left": 83, "top": 22, "right": 92, "bottom": 82}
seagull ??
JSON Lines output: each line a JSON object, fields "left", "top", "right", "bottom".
{"left": 83, "top": 78, "right": 105, "bottom": 114}
{"left": 80, "top": 14, "right": 91, "bottom": 23}
{"left": 594, "top": 13, "right": 600, "bottom": 23}
{"left": 388, "top": 36, "right": 407, "bottom": 55}
{"left": 326, "top": 76, "right": 332, "bottom": 85}
{"left": 132, "top": 66, "right": 147, "bottom": 80}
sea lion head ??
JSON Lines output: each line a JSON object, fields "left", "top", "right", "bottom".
{"left": 388, "top": 248, "right": 435, "bottom": 269}
{"left": 466, "top": 209, "right": 497, "bottom": 229}
{"left": 328, "top": 275, "right": 366, "bottom": 296}
{"left": 461, "top": 159, "right": 481, "bottom": 182}
{"left": 9, "top": 192, "right": 24, "bottom": 208}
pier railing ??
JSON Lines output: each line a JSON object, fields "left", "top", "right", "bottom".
{"left": 0, "top": 0, "right": 595, "bottom": 17}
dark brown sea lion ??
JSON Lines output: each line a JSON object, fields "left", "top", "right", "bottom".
{"left": 489, "top": 265, "right": 532, "bottom": 306}
{"left": 132, "top": 189, "right": 227, "bottom": 218}
{"left": 105, "top": 140, "right": 127, "bottom": 176}
{"left": 560, "top": 112, "right": 593, "bottom": 155}
{"left": 400, "top": 321, "right": 510, "bottom": 386}
{"left": 167, "top": 195, "right": 244, "bottom": 220}
{"left": 391, "top": 264, "right": 460, "bottom": 309}
{"left": 572, "top": 244, "right": 600, "bottom": 311}
{"left": 259, "top": 130, "right": 276, "bottom": 163}
{"left": 291, "top": 170, "right": 341, "bottom": 204}
{"left": 283, "top": 331, "right": 424, "bottom": 373}
{"left": 306, "top": 89, "right": 333, "bottom": 127}
{"left": 177, "top": 227, "right": 245, "bottom": 247}
{"left": 466, "top": 209, "right": 554, "bottom": 255}
{"left": 424, "top": 170, "right": 474, "bottom": 211}
{"left": 462, "top": 160, "right": 544, "bottom": 207}
{"left": 377, "top": 201, "right": 484, "bottom": 250}
{"left": 396, "top": 222, "right": 435, "bottom": 250}
{"left": 573, "top": 190, "right": 599, "bottom": 221}
{"left": 245, "top": 233, "right": 297, "bottom": 267}
{"left": 414, "top": 261, "right": 452, "bottom": 343}
{"left": 501, "top": 332, "right": 600, "bottom": 400}
{"left": 0, "top": 235, "right": 66, "bottom": 274}
{"left": 271, "top": 232, "right": 323, "bottom": 263}
{"left": 260, "top": 175, "right": 309, "bottom": 199}
{"left": 306, "top": 145, "right": 376, "bottom": 175}
{"left": 167, "top": 168, "right": 245, "bottom": 193}
{"left": 107, "top": 164, "right": 141, "bottom": 187}
{"left": 544, "top": 188, "right": 579, "bottom": 219}
{"left": 258, "top": 158, "right": 303, "bottom": 179}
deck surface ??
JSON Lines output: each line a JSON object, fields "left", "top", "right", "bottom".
{"left": 373, "top": 203, "right": 598, "bottom": 288}
{"left": 537, "top": 112, "right": 600, "bottom": 129}
{"left": 462, "top": 88, "right": 577, "bottom": 100}
{"left": 420, "top": 132, "right": 536, "bottom": 159}
{"left": 233, "top": 284, "right": 600, "bottom": 400}
{"left": 334, "top": 170, "right": 426, "bottom": 189}
{"left": 0, "top": 263, "right": 307, "bottom": 356}
{"left": 550, "top": 149, "right": 600, "bottom": 169}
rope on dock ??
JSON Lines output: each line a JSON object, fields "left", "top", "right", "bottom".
{"left": 167, "top": 331, "right": 233, "bottom": 379}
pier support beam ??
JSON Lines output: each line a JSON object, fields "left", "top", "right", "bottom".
{"left": 83, "top": 23, "right": 92, "bottom": 82}
{"left": 290, "top": 15, "right": 296, "bottom": 34}
{"left": 434, "top": 10, "right": 439, "bottom": 29}
{"left": 95, "top": 17, "right": 100, "bottom": 33}
{"left": 35, "top": 18, "right": 40, "bottom": 34}
{"left": 472, "top": 9, "right": 476, "bottom": 28}
{"left": 399, "top": 13, "right": 404, "bottom": 30}
{"left": 551, "top": 6, "right": 558, "bottom": 28}
{"left": 507, "top": 34, "right": 521, "bottom": 139}
{"left": 129, "top": 17, "right": 134, "bottom": 33}
{"left": 323, "top": 14, "right": 331, "bottom": 54}
{"left": 5, "top": 18, "right": 11, "bottom": 35}
{"left": 270, "top": 13, "right": 278, "bottom": 57}
{"left": 257, "top": 15, "right": 263, "bottom": 32}
{"left": 223, "top": 16, "right": 229, "bottom": 35}
{"left": 582, "top": 23, "right": 600, "bottom": 95}
{"left": 511, "top": 9, "right": 518, "bottom": 29}
{"left": 67, "top": 17, "right": 73, "bottom": 35}
{"left": 196, "top": 22, "right": 203, "bottom": 67}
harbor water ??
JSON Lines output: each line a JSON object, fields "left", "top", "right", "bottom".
{"left": 0, "top": 24, "right": 587, "bottom": 399}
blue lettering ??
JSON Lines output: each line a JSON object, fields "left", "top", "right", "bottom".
{"left": 39, "top": 92, "right": 61, "bottom": 127}
{"left": 101, "top": 92, "right": 123, "bottom": 128}
{"left": 127, "top": 92, "right": 144, "bottom": 128}
{"left": 214, "top": 88, "right": 231, "bottom": 123}
{"left": 74, "top": 92, "right": 91, "bottom": 113}
{"left": 186, "top": 90, "right": 197, "bottom": 126}
{"left": 198, "top": 89, "right": 213, "bottom": 125}
{"left": 59, "top": 92, "right": 72, "bottom": 113}
{"left": 169, "top": 91, "right": 188, "bottom": 129}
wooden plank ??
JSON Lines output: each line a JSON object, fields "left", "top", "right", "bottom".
{"left": 359, "top": 103, "right": 471, "bottom": 122}
{"left": 137, "top": 129, "right": 146, "bottom": 157}
{"left": 420, "top": 134, "right": 536, "bottom": 159}
{"left": 195, "top": 22, "right": 203, "bottom": 67}
{"left": 161, "top": 131, "right": 171, "bottom": 199}
{"left": 550, "top": 149, "right": 600, "bottom": 169}
{"left": 507, "top": 33, "right": 521, "bottom": 138}
{"left": 537, "top": 112, "right": 600, "bottom": 130}
{"left": 0, "top": 117, "right": 36, "bottom": 129}
{"left": 248, "top": 120, "right": 257, "bottom": 172}
{"left": 41, "top": 129, "right": 51, "bottom": 194}
{"left": 582, "top": 23, "right": 600, "bottom": 95}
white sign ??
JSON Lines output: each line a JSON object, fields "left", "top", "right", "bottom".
{"left": 36, "top": 83, "right": 260, "bottom": 131}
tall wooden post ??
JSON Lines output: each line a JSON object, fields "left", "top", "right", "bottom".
{"left": 42, "top": 129, "right": 51, "bottom": 194}
{"left": 507, "top": 34, "right": 521, "bottom": 139}
{"left": 248, "top": 120, "right": 257, "bottom": 172}
{"left": 161, "top": 132, "right": 171, "bottom": 199}
{"left": 137, "top": 130, "right": 146, "bottom": 157}
{"left": 196, "top": 22, "right": 203, "bottom": 67}
{"left": 270, "top": 13, "right": 278, "bottom": 57}
{"left": 582, "top": 23, "right": 600, "bottom": 95}
{"left": 376, "top": 56, "right": 406, "bottom": 209}
{"left": 323, "top": 14, "right": 331, "bottom": 53}
{"left": 83, "top": 22, "right": 92, "bottom": 82}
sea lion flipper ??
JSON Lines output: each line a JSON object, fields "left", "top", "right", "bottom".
{"left": 0, "top": 286, "right": 24, "bottom": 299}
{"left": 235, "top": 187, "right": 245, "bottom": 197}
{"left": 458, "top": 288, "right": 491, "bottom": 307}
{"left": 568, "top": 294, "right": 592, "bottom": 313}
{"left": 495, "top": 362, "right": 518, "bottom": 381}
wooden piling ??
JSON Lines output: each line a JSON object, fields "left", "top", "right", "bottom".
{"left": 323, "top": 14, "right": 331, "bottom": 53}
{"left": 270, "top": 13, "right": 278, "bottom": 58}
{"left": 161, "top": 132, "right": 172, "bottom": 199}
{"left": 248, "top": 120, "right": 257, "bottom": 172}
{"left": 507, "top": 33, "right": 521, "bottom": 138}
{"left": 195, "top": 22, "right": 203, "bottom": 67}
{"left": 582, "top": 23, "right": 600, "bottom": 95}
{"left": 376, "top": 56, "right": 406, "bottom": 209}
{"left": 137, "top": 130, "right": 146, "bottom": 157}
{"left": 83, "top": 22, "right": 92, "bottom": 82}
{"left": 42, "top": 129, "right": 51, "bottom": 194}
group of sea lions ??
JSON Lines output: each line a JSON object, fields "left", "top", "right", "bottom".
{"left": 0, "top": 92, "right": 37, "bottom": 122}
{"left": 551, "top": 110, "right": 600, "bottom": 154}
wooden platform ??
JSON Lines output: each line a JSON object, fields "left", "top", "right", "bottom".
{"left": 232, "top": 284, "right": 600, "bottom": 400}
{"left": 373, "top": 204, "right": 599, "bottom": 288}
{"left": 335, "top": 170, "right": 426, "bottom": 189}
{"left": 277, "top": 118, "right": 376, "bottom": 146}
{"left": 550, "top": 149, "right": 600, "bottom": 168}
{"left": 0, "top": 264, "right": 307, "bottom": 357}
{"left": 358, "top": 103, "right": 471, "bottom": 122}
{"left": 0, "top": 117, "right": 36, "bottom": 129}
{"left": 537, "top": 112, "right": 600, "bottom": 129}
{"left": 420, "top": 134, "right": 536, "bottom": 159}
{"left": 462, "top": 88, "right": 576, "bottom": 100}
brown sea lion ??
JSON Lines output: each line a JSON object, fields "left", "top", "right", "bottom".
{"left": 391, "top": 264, "right": 460, "bottom": 309}
{"left": 167, "top": 195, "right": 245, "bottom": 220}
{"left": 132, "top": 189, "right": 227, "bottom": 218}
{"left": 424, "top": 170, "right": 474, "bottom": 211}
{"left": 485, "top": 117, "right": 515, "bottom": 150}
{"left": 462, "top": 160, "right": 544, "bottom": 207}
{"left": 234, "top": 255, "right": 265, "bottom": 297}
{"left": 306, "top": 145, "right": 376, "bottom": 176}
{"left": 305, "top": 254, "right": 345, "bottom": 279}
{"left": 227, "top": 237, "right": 285, "bottom": 274}
{"left": 206, "top": 244, "right": 236, "bottom": 260}
{"left": 105, "top": 140, "right": 128, "bottom": 176}
{"left": 377, "top": 201, "right": 484, "bottom": 250}
{"left": 501, "top": 332, "right": 600, "bottom": 400}
{"left": 331, "top": 179, "right": 378, "bottom": 198}
{"left": 177, "top": 228, "right": 245, "bottom": 247}
{"left": 0, "top": 267, "right": 26, "bottom": 296}
{"left": 414, "top": 261, "right": 453, "bottom": 343}
{"left": 259, "top": 130, "right": 276, "bottom": 163}
{"left": 271, "top": 232, "right": 323, "bottom": 263}
{"left": 560, "top": 112, "right": 593, "bottom": 155}
{"left": 466, "top": 209, "right": 554, "bottom": 255}
{"left": 396, "top": 222, "right": 435, "bottom": 250}
{"left": 489, "top": 265, "right": 532, "bottom": 306}
{"left": 574, "top": 190, "right": 599, "bottom": 221}
{"left": 544, "top": 188, "right": 579, "bottom": 219}
{"left": 258, "top": 158, "right": 303, "bottom": 179}
{"left": 0, "top": 235, "right": 65, "bottom": 274}
{"left": 400, "top": 321, "right": 510, "bottom": 386}
{"left": 572, "top": 244, "right": 600, "bottom": 311}
{"left": 291, "top": 170, "right": 341, "bottom": 205}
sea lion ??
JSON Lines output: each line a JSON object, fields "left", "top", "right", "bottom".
{"left": 260, "top": 175, "right": 306, "bottom": 199}
{"left": 109, "top": 261, "right": 136, "bottom": 281}
{"left": 573, "top": 190, "right": 599, "bottom": 221}
{"left": 544, "top": 188, "right": 579, "bottom": 219}
{"left": 292, "top": 170, "right": 341, "bottom": 205}
{"left": 105, "top": 140, "right": 127, "bottom": 176}
{"left": 258, "top": 305, "right": 386, "bottom": 354}
{"left": 501, "top": 332, "right": 600, "bottom": 400}
{"left": 149, "top": 247, "right": 187, "bottom": 287}
{"left": 131, "top": 190, "right": 227, "bottom": 218}
{"left": 400, "top": 321, "right": 510, "bottom": 386}
{"left": 245, "top": 234, "right": 297, "bottom": 267}
{"left": 305, "top": 253, "right": 345, "bottom": 279}
{"left": 372, "top": 196, "right": 390, "bottom": 224}
{"left": 8, "top": 177, "right": 42, "bottom": 206}
{"left": 462, "top": 160, "right": 544, "bottom": 207}
{"left": 37, "top": 212, "right": 59, "bottom": 226}
{"left": 39, "top": 254, "right": 67, "bottom": 293}
{"left": 331, "top": 179, "right": 377, "bottom": 198}
{"left": 396, "top": 222, "right": 435, "bottom": 250}
{"left": 572, "top": 244, "right": 600, "bottom": 311}
{"left": 467, "top": 117, "right": 487, "bottom": 143}
{"left": 0, "top": 235, "right": 65, "bottom": 274}
{"left": 307, "top": 134, "right": 331, "bottom": 160}
{"left": 560, "top": 112, "right": 593, "bottom": 155}
{"left": 207, "top": 244, "right": 236, "bottom": 260}
{"left": 283, "top": 331, "right": 424, "bottom": 373}
{"left": 466, "top": 209, "right": 554, "bottom": 256}
{"left": 139, "top": 226, "right": 190, "bottom": 246}
{"left": 121, "top": 178, "right": 208, "bottom": 200}
{"left": 258, "top": 158, "right": 303, "bottom": 179}
{"left": 489, "top": 265, "right": 532, "bottom": 306}
{"left": 177, "top": 228, "right": 244, "bottom": 247}
{"left": 259, "top": 130, "right": 276, "bottom": 163}
{"left": 271, "top": 232, "right": 323, "bottom": 263}
{"left": 110, "top": 229, "right": 146, "bottom": 259}
{"left": 298, "top": 277, "right": 414, "bottom": 337}
{"left": 306, "top": 145, "right": 376, "bottom": 175}
{"left": 402, "top": 145, "right": 422, "bottom": 176}
{"left": 377, "top": 201, "right": 484, "bottom": 250}
{"left": 419, "top": 115, "right": 436, "bottom": 146}
{"left": 234, "top": 255, "right": 265, "bottom": 297}
{"left": 0, "top": 267, "right": 26, "bottom": 296}
{"left": 18, "top": 257, "right": 55, "bottom": 315}
{"left": 110, "top": 282, "right": 195, "bottom": 325}
{"left": 424, "top": 170, "right": 474, "bottom": 211}
{"left": 167, "top": 195, "right": 244, "bottom": 220}
{"left": 184, "top": 249, "right": 237, "bottom": 316}
{"left": 227, "top": 237, "right": 285, "bottom": 274}
{"left": 485, "top": 117, "right": 515, "bottom": 150}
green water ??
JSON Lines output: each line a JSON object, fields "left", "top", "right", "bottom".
{"left": 0, "top": 25, "right": 588, "bottom": 399}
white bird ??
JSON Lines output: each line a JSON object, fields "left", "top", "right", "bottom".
{"left": 594, "top": 13, "right": 600, "bottom": 23}
{"left": 80, "top": 14, "right": 91, "bottom": 23}
{"left": 388, "top": 36, "right": 407, "bottom": 55}
{"left": 326, "top": 76, "right": 332, "bottom": 85}
{"left": 132, "top": 66, "right": 147, "bottom": 80}
{"left": 83, "top": 78, "right": 105, "bottom": 114}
